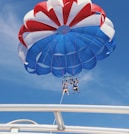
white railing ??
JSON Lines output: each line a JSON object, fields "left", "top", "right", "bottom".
{"left": 0, "top": 104, "right": 129, "bottom": 134}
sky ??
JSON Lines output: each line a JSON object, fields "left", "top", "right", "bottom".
{"left": 1, "top": 0, "right": 129, "bottom": 133}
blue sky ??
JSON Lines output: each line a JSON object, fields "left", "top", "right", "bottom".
{"left": 1, "top": 0, "right": 129, "bottom": 132}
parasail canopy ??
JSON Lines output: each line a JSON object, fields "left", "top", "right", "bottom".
{"left": 18, "top": 0, "right": 116, "bottom": 77}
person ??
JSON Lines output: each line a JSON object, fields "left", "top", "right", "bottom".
{"left": 71, "top": 78, "right": 79, "bottom": 92}
{"left": 62, "top": 80, "right": 69, "bottom": 95}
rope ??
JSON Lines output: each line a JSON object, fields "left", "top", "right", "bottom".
{"left": 59, "top": 91, "right": 65, "bottom": 104}
{"left": 50, "top": 91, "right": 65, "bottom": 134}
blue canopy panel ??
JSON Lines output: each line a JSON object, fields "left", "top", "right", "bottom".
{"left": 25, "top": 26, "right": 116, "bottom": 77}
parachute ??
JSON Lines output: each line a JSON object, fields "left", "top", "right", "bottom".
{"left": 18, "top": 0, "right": 116, "bottom": 77}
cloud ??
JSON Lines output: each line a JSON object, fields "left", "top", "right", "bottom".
{"left": 79, "top": 71, "right": 93, "bottom": 82}
{"left": 0, "top": 10, "right": 20, "bottom": 71}
{"left": 0, "top": 10, "right": 19, "bottom": 45}
{"left": 75, "top": 66, "right": 129, "bottom": 105}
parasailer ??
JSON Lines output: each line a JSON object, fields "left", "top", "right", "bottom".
{"left": 18, "top": 0, "right": 116, "bottom": 93}
{"left": 70, "top": 78, "right": 79, "bottom": 93}
{"left": 62, "top": 80, "right": 69, "bottom": 95}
